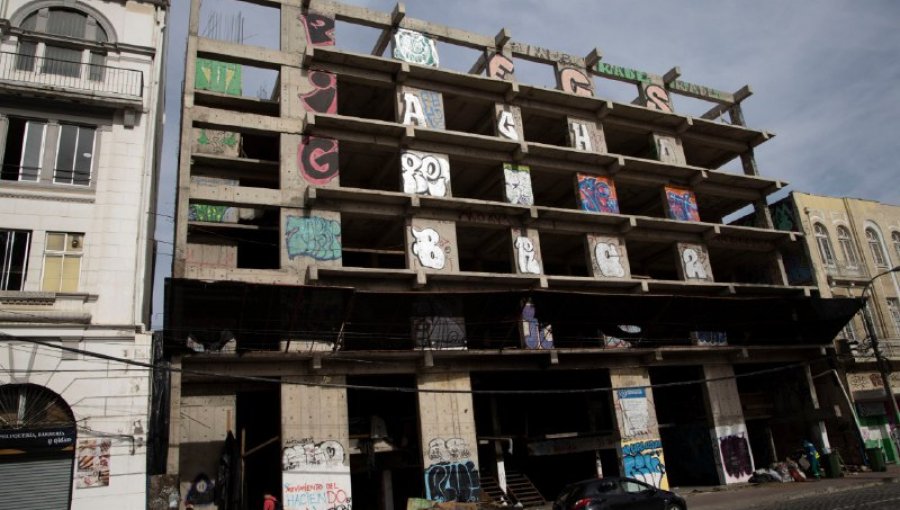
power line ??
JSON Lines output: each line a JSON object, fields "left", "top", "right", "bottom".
{"left": 1, "top": 332, "right": 819, "bottom": 396}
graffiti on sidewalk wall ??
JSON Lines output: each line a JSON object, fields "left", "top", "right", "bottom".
{"left": 424, "top": 460, "right": 481, "bottom": 503}
{"left": 718, "top": 432, "right": 753, "bottom": 483}
{"left": 621, "top": 438, "right": 668, "bottom": 489}
{"left": 282, "top": 439, "right": 346, "bottom": 472}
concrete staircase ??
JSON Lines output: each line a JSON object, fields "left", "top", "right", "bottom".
{"left": 480, "top": 469, "right": 547, "bottom": 508}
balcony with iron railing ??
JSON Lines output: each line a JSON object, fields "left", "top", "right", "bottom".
{"left": 0, "top": 51, "right": 143, "bottom": 107}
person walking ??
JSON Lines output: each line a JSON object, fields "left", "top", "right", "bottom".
{"left": 263, "top": 492, "right": 279, "bottom": 510}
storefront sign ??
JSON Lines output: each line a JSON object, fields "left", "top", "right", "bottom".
{"left": 0, "top": 426, "right": 76, "bottom": 454}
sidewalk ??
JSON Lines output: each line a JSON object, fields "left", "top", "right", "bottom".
{"left": 679, "top": 465, "right": 900, "bottom": 509}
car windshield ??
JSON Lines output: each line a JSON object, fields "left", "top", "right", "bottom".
{"left": 621, "top": 480, "right": 651, "bottom": 493}
{"left": 578, "top": 480, "right": 620, "bottom": 497}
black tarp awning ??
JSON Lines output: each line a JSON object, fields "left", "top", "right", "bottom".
{"left": 165, "top": 278, "right": 863, "bottom": 351}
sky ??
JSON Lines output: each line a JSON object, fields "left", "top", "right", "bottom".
{"left": 151, "top": 0, "right": 900, "bottom": 328}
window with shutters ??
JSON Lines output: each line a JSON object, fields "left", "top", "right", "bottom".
{"left": 42, "top": 232, "right": 83, "bottom": 292}
{"left": 814, "top": 223, "right": 836, "bottom": 267}
{"left": 866, "top": 228, "right": 888, "bottom": 268}
{"left": 16, "top": 7, "right": 109, "bottom": 80}
{"left": 836, "top": 225, "right": 859, "bottom": 268}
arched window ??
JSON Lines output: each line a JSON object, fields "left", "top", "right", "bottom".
{"left": 836, "top": 226, "right": 859, "bottom": 268}
{"left": 866, "top": 228, "right": 888, "bottom": 268}
{"left": 892, "top": 231, "right": 900, "bottom": 262}
{"left": 813, "top": 223, "right": 836, "bottom": 267}
{"left": 14, "top": 5, "right": 111, "bottom": 80}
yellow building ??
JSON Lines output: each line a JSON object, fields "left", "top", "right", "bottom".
{"left": 789, "top": 192, "right": 900, "bottom": 460}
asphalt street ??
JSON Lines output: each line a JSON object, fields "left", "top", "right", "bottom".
{"left": 745, "top": 481, "right": 900, "bottom": 510}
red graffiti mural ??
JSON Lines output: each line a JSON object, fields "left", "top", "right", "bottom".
{"left": 559, "top": 67, "right": 593, "bottom": 97}
{"left": 487, "top": 53, "right": 514, "bottom": 80}
{"left": 301, "top": 13, "right": 335, "bottom": 46}
{"left": 298, "top": 136, "right": 339, "bottom": 185}
{"left": 644, "top": 84, "right": 673, "bottom": 113}
{"left": 301, "top": 71, "right": 337, "bottom": 114}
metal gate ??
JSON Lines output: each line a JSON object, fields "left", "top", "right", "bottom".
{"left": 0, "top": 456, "right": 73, "bottom": 510}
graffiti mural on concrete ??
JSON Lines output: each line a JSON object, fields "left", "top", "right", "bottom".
{"left": 770, "top": 199, "right": 798, "bottom": 232}
{"left": 392, "top": 28, "right": 439, "bottom": 67}
{"left": 301, "top": 71, "right": 338, "bottom": 114}
{"left": 569, "top": 120, "right": 596, "bottom": 152}
{"left": 411, "top": 296, "right": 466, "bottom": 349}
{"left": 521, "top": 299, "right": 553, "bottom": 350}
{"left": 692, "top": 331, "right": 728, "bottom": 346}
{"left": 424, "top": 460, "right": 481, "bottom": 503}
{"left": 642, "top": 83, "right": 673, "bottom": 113}
{"left": 621, "top": 438, "right": 668, "bottom": 489}
{"left": 514, "top": 235, "right": 541, "bottom": 275}
{"left": 654, "top": 135, "right": 686, "bottom": 165}
{"left": 285, "top": 216, "right": 342, "bottom": 261}
{"left": 282, "top": 439, "right": 346, "bottom": 472}
{"left": 557, "top": 67, "right": 593, "bottom": 96}
{"left": 665, "top": 186, "right": 700, "bottom": 222}
{"left": 503, "top": 164, "right": 534, "bottom": 206}
{"left": 496, "top": 106, "right": 522, "bottom": 141}
{"left": 185, "top": 473, "right": 215, "bottom": 505}
{"left": 718, "top": 432, "right": 753, "bottom": 483}
{"left": 401, "top": 150, "right": 451, "bottom": 197}
{"left": 283, "top": 472, "right": 352, "bottom": 510}
{"left": 487, "top": 53, "right": 514, "bottom": 80}
{"left": 189, "top": 204, "right": 237, "bottom": 224}
{"left": 428, "top": 438, "right": 471, "bottom": 462}
{"left": 577, "top": 174, "right": 619, "bottom": 213}
{"left": 298, "top": 136, "right": 339, "bottom": 185}
{"left": 411, "top": 227, "right": 446, "bottom": 269}
{"left": 678, "top": 243, "right": 713, "bottom": 282}
{"left": 400, "top": 89, "right": 446, "bottom": 129}
{"left": 195, "top": 58, "right": 242, "bottom": 95}
{"left": 593, "top": 240, "right": 626, "bottom": 278}
{"left": 194, "top": 128, "right": 239, "bottom": 157}
{"left": 300, "top": 13, "right": 335, "bottom": 46}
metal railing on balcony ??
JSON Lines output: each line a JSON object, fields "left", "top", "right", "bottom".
{"left": 0, "top": 51, "right": 143, "bottom": 99}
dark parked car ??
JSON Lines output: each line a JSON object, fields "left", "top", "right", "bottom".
{"left": 553, "top": 477, "right": 686, "bottom": 510}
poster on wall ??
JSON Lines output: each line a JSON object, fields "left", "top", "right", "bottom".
{"left": 618, "top": 388, "right": 650, "bottom": 438}
{"left": 76, "top": 439, "right": 111, "bottom": 488}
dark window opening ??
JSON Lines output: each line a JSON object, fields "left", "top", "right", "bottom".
{"left": 708, "top": 246, "right": 775, "bottom": 285}
{"left": 449, "top": 158, "right": 505, "bottom": 202}
{"left": 237, "top": 389, "right": 281, "bottom": 510}
{"left": 616, "top": 184, "right": 666, "bottom": 218}
{"left": 0, "top": 229, "right": 31, "bottom": 291}
{"left": 521, "top": 109, "right": 568, "bottom": 146}
{"left": 539, "top": 233, "right": 589, "bottom": 277}
{"left": 191, "top": 129, "right": 280, "bottom": 189}
{"left": 442, "top": 92, "right": 494, "bottom": 135}
{"left": 601, "top": 124, "right": 652, "bottom": 158}
{"left": 337, "top": 78, "right": 395, "bottom": 122}
{"left": 1, "top": 117, "right": 45, "bottom": 182}
{"left": 456, "top": 225, "right": 513, "bottom": 273}
{"left": 341, "top": 214, "right": 405, "bottom": 270}
{"left": 626, "top": 240, "right": 678, "bottom": 281}
{"left": 529, "top": 167, "right": 577, "bottom": 209}
{"left": 338, "top": 143, "right": 399, "bottom": 192}
{"left": 187, "top": 206, "right": 279, "bottom": 269}
{"left": 54, "top": 124, "right": 95, "bottom": 186}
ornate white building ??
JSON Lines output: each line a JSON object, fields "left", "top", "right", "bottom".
{"left": 0, "top": 1, "right": 167, "bottom": 508}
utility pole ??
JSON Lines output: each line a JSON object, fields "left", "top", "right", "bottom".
{"left": 859, "top": 266, "right": 900, "bottom": 432}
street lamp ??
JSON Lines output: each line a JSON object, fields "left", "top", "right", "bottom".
{"left": 859, "top": 265, "right": 900, "bottom": 430}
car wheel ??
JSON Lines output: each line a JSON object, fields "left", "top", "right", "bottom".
{"left": 665, "top": 504, "right": 684, "bottom": 510}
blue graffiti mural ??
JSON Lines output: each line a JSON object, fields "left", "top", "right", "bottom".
{"left": 424, "top": 461, "right": 480, "bottom": 503}
{"left": 622, "top": 439, "right": 666, "bottom": 488}
{"left": 577, "top": 174, "right": 619, "bottom": 213}
{"left": 419, "top": 90, "right": 446, "bottom": 129}
{"left": 522, "top": 301, "right": 553, "bottom": 349}
{"left": 285, "top": 216, "right": 342, "bottom": 261}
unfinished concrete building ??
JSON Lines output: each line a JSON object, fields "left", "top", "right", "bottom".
{"left": 162, "top": 1, "right": 861, "bottom": 508}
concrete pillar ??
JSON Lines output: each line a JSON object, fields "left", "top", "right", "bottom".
{"left": 417, "top": 372, "right": 481, "bottom": 503}
{"left": 280, "top": 376, "right": 351, "bottom": 510}
{"left": 609, "top": 367, "right": 669, "bottom": 489}
{"left": 703, "top": 364, "right": 754, "bottom": 484}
